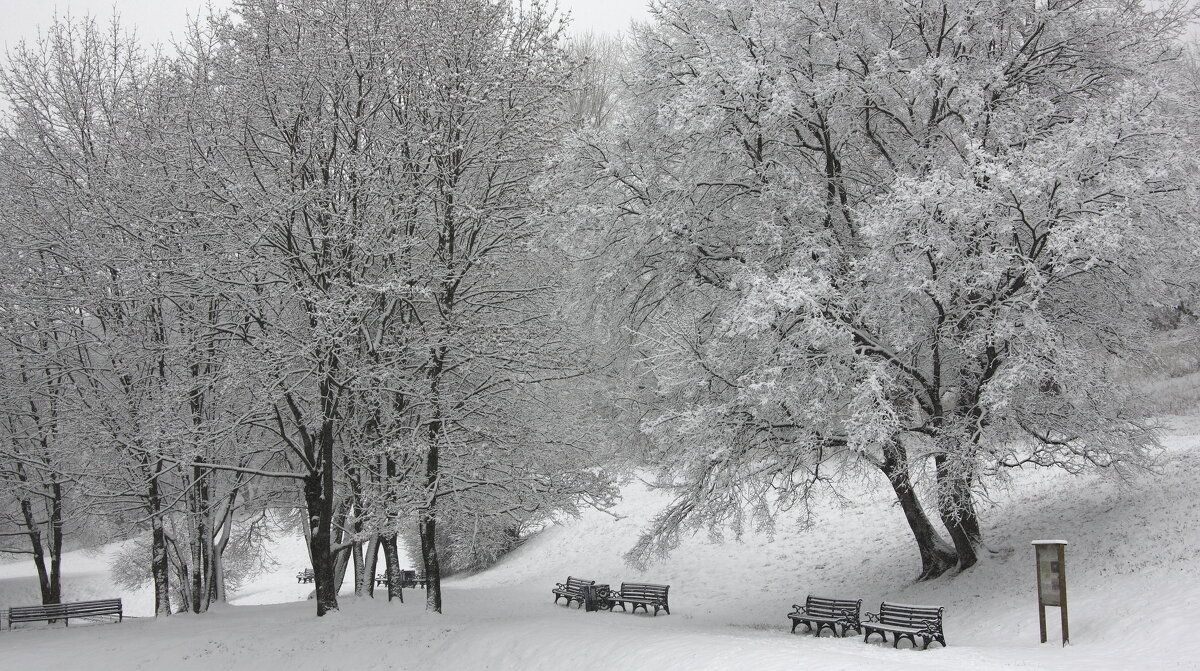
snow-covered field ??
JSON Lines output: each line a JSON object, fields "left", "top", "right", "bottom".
{"left": 3, "top": 416, "right": 1200, "bottom": 670}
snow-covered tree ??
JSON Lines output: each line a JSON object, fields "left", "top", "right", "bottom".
{"left": 573, "top": 0, "right": 1199, "bottom": 576}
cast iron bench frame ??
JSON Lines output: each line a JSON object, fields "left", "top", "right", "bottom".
{"left": 788, "top": 595, "right": 862, "bottom": 637}
{"left": 610, "top": 582, "right": 670, "bottom": 616}
{"left": 552, "top": 576, "right": 595, "bottom": 608}
{"left": 296, "top": 568, "right": 314, "bottom": 583}
{"left": 862, "top": 601, "right": 946, "bottom": 649}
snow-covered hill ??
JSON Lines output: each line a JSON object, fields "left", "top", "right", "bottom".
{"left": 2, "top": 416, "right": 1199, "bottom": 669}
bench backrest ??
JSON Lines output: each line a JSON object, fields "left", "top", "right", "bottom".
{"left": 563, "top": 576, "right": 594, "bottom": 593}
{"left": 10, "top": 599, "right": 122, "bottom": 620}
{"left": 877, "top": 602, "right": 943, "bottom": 627}
{"left": 805, "top": 595, "right": 861, "bottom": 619}
{"left": 619, "top": 582, "right": 669, "bottom": 602}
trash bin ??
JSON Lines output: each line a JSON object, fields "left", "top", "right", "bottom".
{"left": 582, "top": 584, "right": 610, "bottom": 612}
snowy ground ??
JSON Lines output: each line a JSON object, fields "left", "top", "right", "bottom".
{"left": 2, "top": 416, "right": 1199, "bottom": 670}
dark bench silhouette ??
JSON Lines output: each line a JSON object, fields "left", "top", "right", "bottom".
{"left": 7, "top": 598, "right": 123, "bottom": 629}
{"left": 862, "top": 601, "right": 946, "bottom": 649}
{"left": 609, "top": 582, "right": 670, "bottom": 616}
{"left": 552, "top": 576, "right": 594, "bottom": 608}
{"left": 296, "top": 568, "right": 314, "bottom": 583}
{"left": 788, "top": 595, "right": 862, "bottom": 637}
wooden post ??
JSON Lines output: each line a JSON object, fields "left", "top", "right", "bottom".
{"left": 1057, "top": 543, "right": 1069, "bottom": 645}
{"left": 1032, "top": 540, "right": 1069, "bottom": 646}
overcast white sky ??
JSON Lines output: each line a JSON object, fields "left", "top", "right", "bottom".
{"left": 0, "top": 0, "right": 651, "bottom": 61}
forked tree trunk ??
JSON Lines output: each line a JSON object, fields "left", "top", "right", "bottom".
{"left": 210, "top": 488, "right": 238, "bottom": 604}
{"left": 878, "top": 440, "right": 957, "bottom": 580}
{"left": 934, "top": 452, "right": 982, "bottom": 570}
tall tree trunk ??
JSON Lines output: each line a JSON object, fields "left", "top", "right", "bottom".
{"left": 304, "top": 460, "right": 338, "bottom": 616}
{"left": 330, "top": 498, "right": 353, "bottom": 594}
{"left": 149, "top": 473, "right": 171, "bottom": 617}
{"left": 934, "top": 452, "right": 982, "bottom": 570}
{"left": 379, "top": 532, "right": 403, "bottom": 603}
{"left": 210, "top": 488, "right": 238, "bottom": 604}
{"left": 419, "top": 515, "right": 442, "bottom": 613}
{"left": 352, "top": 541, "right": 366, "bottom": 597}
{"left": 188, "top": 464, "right": 211, "bottom": 614}
{"left": 20, "top": 496, "right": 56, "bottom": 604}
{"left": 364, "top": 535, "right": 380, "bottom": 598}
{"left": 878, "top": 440, "right": 957, "bottom": 580}
{"left": 48, "top": 480, "right": 63, "bottom": 604}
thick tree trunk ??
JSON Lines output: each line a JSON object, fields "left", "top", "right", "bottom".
{"left": 934, "top": 452, "right": 982, "bottom": 570}
{"left": 379, "top": 535, "right": 403, "bottom": 604}
{"left": 878, "top": 440, "right": 957, "bottom": 580}
{"left": 150, "top": 513, "right": 171, "bottom": 615}
{"left": 304, "top": 462, "right": 338, "bottom": 616}
{"left": 419, "top": 515, "right": 442, "bottom": 613}
{"left": 379, "top": 532, "right": 403, "bottom": 602}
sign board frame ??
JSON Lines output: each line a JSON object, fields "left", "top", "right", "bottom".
{"left": 1032, "top": 540, "right": 1069, "bottom": 645}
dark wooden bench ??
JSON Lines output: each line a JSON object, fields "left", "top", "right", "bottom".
{"left": 610, "top": 582, "right": 670, "bottom": 616}
{"left": 862, "top": 602, "right": 946, "bottom": 649}
{"left": 552, "top": 576, "right": 595, "bottom": 608}
{"left": 297, "top": 568, "right": 314, "bottom": 583}
{"left": 7, "top": 598, "right": 123, "bottom": 629}
{"left": 788, "top": 595, "right": 862, "bottom": 637}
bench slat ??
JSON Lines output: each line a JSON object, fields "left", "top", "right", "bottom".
{"left": 7, "top": 598, "right": 123, "bottom": 628}
{"left": 862, "top": 601, "right": 945, "bottom": 649}
{"left": 611, "top": 582, "right": 670, "bottom": 616}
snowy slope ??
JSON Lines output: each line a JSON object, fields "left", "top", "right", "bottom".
{"left": 1, "top": 416, "right": 1199, "bottom": 669}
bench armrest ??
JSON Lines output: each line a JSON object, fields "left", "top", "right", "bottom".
{"left": 862, "top": 611, "right": 880, "bottom": 623}
{"left": 554, "top": 583, "right": 567, "bottom": 590}
{"left": 789, "top": 605, "right": 807, "bottom": 615}
{"left": 918, "top": 620, "right": 943, "bottom": 637}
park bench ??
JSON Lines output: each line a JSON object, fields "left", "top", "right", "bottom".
{"left": 861, "top": 601, "right": 946, "bottom": 649}
{"left": 552, "top": 576, "right": 595, "bottom": 608}
{"left": 296, "top": 568, "right": 314, "bottom": 583}
{"left": 609, "top": 582, "right": 670, "bottom": 616}
{"left": 788, "top": 595, "right": 862, "bottom": 637}
{"left": 6, "top": 598, "right": 123, "bottom": 629}
{"left": 375, "top": 573, "right": 388, "bottom": 586}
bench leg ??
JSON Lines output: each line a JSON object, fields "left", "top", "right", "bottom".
{"left": 864, "top": 629, "right": 885, "bottom": 644}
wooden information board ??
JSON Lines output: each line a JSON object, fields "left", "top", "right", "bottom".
{"left": 1032, "top": 540, "right": 1068, "bottom": 645}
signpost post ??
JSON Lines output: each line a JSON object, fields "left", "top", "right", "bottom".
{"left": 1032, "top": 540, "right": 1069, "bottom": 646}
